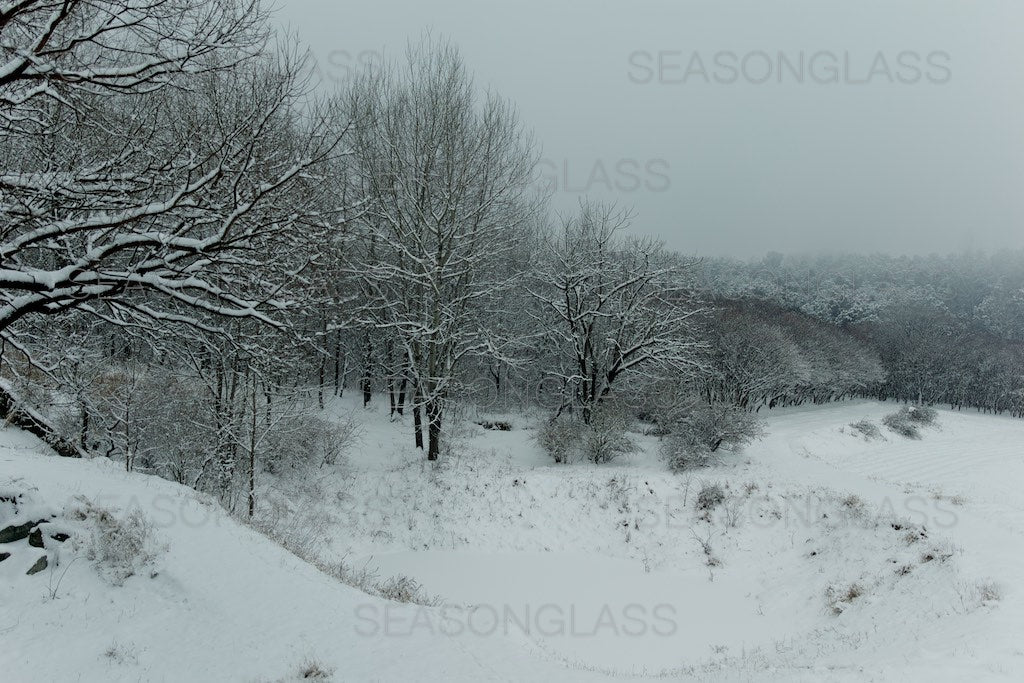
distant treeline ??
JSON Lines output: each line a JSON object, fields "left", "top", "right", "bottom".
{"left": 701, "top": 251, "right": 1024, "bottom": 418}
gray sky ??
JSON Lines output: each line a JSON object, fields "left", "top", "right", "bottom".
{"left": 280, "top": 0, "right": 1024, "bottom": 258}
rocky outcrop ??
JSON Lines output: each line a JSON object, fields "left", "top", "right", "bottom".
{"left": 0, "top": 518, "right": 50, "bottom": 544}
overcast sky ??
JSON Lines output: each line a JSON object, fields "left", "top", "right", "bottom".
{"left": 280, "top": 0, "right": 1024, "bottom": 258}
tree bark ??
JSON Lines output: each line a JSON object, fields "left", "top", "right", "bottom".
{"left": 412, "top": 381, "right": 424, "bottom": 450}
{"left": 426, "top": 398, "right": 442, "bottom": 461}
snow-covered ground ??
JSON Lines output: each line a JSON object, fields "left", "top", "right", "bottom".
{"left": 2, "top": 398, "right": 1023, "bottom": 681}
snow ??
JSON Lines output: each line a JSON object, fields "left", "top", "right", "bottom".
{"left": 3, "top": 399, "right": 1024, "bottom": 681}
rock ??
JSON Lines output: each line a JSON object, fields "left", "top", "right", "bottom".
{"left": 0, "top": 518, "right": 49, "bottom": 544}
{"left": 0, "top": 552, "right": 10, "bottom": 562}
{"left": 50, "top": 532, "right": 69, "bottom": 543}
{"left": 26, "top": 555, "right": 47, "bottom": 575}
{"left": 476, "top": 420, "right": 512, "bottom": 431}
{"left": 28, "top": 527, "right": 44, "bottom": 548}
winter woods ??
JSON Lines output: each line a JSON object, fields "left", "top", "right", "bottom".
{"left": 2, "top": 8, "right": 1022, "bottom": 517}
{"left": 0, "top": 0, "right": 355, "bottom": 497}
{"left": 344, "top": 41, "right": 541, "bottom": 460}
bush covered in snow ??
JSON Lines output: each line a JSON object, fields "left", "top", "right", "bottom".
{"left": 883, "top": 405, "right": 939, "bottom": 439}
{"left": 376, "top": 574, "right": 439, "bottom": 605}
{"left": 296, "top": 659, "right": 334, "bottom": 680}
{"left": 663, "top": 401, "right": 763, "bottom": 471}
{"left": 535, "top": 416, "right": 582, "bottom": 464}
{"left": 580, "top": 405, "right": 637, "bottom": 464}
{"left": 907, "top": 405, "right": 938, "bottom": 425}
{"left": 536, "top": 404, "right": 636, "bottom": 464}
{"left": 263, "top": 413, "right": 359, "bottom": 474}
{"left": 70, "top": 498, "right": 163, "bottom": 585}
{"left": 695, "top": 482, "right": 726, "bottom": 511}
{"left": 849, "top": 419, "right": 884, "bottom": 440}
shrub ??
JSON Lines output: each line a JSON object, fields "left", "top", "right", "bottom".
{"left": 263, "top": 414, "right": 359, "bottom": 474}
{"left": 71, "top": 498, "right": 163, "bottom": 585}
{"left": 297, "top": 659, "right": 334, "bottom": 679}
{"left": 906, "top": 405, "right": 938, "bottom": 425}
{"left": 103, "top": 642, "right": 138, "bottom": 665}
{"left": 377, "top": 574, "right": 439, "bottom": 605}
{"left": 691, "top": 527, "right": 720, "bottom": 567}
{"left": 536, "top": 416, "right": 583, "bottom": 464}
{"left": 975, "top": 580, "right": 1002, "bottom": 603}
{"left": 252, "top": 512, "right": 440, "bottom": 606}
{"left": 536, "top": 404, "right": 635, "bottom": 464}
{"left": 664, "top": 401, "right": 763, "bottom": 471}
{"left": 580, "top": 405, "right": 636, "bottom": 464}
{"left": 826, "top": 581, "right": 865, "bottom": 615}
{"left": 840, "top": 493, "right": 866, "bottom": 510}
{"left": 839, "top": 494, "right": 869, "bottom": 520}
{"left": 883, "top": 406, "right": 939, "bottom": 439}
{"left": 849, "top": 419, "right": 883, "bottom": 440}
{"left": 695, "top": 482, "right": 726, "bottom": 511}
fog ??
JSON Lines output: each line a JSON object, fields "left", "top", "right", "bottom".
{"left": 281, "top": 0, "right": 1024, "bottom": 257}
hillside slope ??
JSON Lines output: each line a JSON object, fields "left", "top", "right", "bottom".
{"left": 3, "top": 400, "right": 1023, "bottom": 681}
{"left": 0, "top": 428, "right": 598, "bottom": 682}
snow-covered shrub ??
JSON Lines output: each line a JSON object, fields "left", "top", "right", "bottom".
{"left": 580, "top": 404, "right": 636, "bottom": 464}
{"left": 691, "top": 527, "right": 720, "bottom": 567}
{"left": 840, "top": 493, "right": 866, "bottom": 511}
{"left": 263, "top": 414, "right": 358, "bottom": 474}
{"left": 103, "top": 641, "right": 139, "bottom": 665}
{"left": 973, "top": 580, "right": 1002, "bottom": 604}
{"left": 695, "top": 482, "right": 726, "bottom": 511}
{"left": 906, "top": 405, "right": 938, "bottom": 425}
{"left": 377, "top": 574, "right": 439, "bottom": 605}
{"left": 838, "top": 493, "right": 870, "bottom": 522}
{"left": 536, "top": 404, "right": 635, "bottom": 464}
{"left": 849, "top": 419, "right": 883, "bottom": 440}
{"left": 883, "top": 407, "right": 927, "bottom": 439}
{"left": 825, "top": 581, "right": 866, "bottom": 615}
{"left": 71, "top": 498, "right": 163, "bottom": 585}
{"left": 883, "top": 405, "right": 939, "bottom": 439}
{"left": 535, "top": 416, "right": 582, "bottom": 464}
{"left": 663, "top": 402, "right": 763, "bottom": 471}
{"left": 80, "top": 367, "right": 217, "bottom": 483}
{"left": 920, "top": 539, "right": 958, "bottom": 564}
{"left": 251, "top": 509, "right": 440, "bottom": 606}
{"left": 295, "top": 659, "right": 334, "bottom": 680}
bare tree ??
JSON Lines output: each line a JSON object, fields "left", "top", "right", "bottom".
{"left": 0, "top": 2, "right": 353, "bottom": 453}
{"left": 345, "top": 38, "right": 540, "bottom": 460}
{"left": 531, "top": 201, "right": 707, "bottom": 424}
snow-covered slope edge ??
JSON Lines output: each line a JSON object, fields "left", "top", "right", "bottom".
{"left": 0, "top": 427, "right": 589, "bottom": 683}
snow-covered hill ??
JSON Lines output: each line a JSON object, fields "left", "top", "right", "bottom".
{"left": 2, "top": 400, "right": 1023, "bottom": 681}
{"left": 0, "top": 429, "right": 588, "bottom": 682}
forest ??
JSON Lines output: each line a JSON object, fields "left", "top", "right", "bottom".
{"left": 2, "top": 0, "right": 1022, "bottom": 519}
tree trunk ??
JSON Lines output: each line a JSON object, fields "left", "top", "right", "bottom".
{"left": 333, "top": 332, "right": 344, "bottom": 396}
{"left": 248, "top": 378, "right": 258, "bottom": 518}
{"left": 427, "top": 398, "right": 442, "bottom": 461}
{"left": 79, "top": 400, "right": 90, "bottom": 450}
{"left": 396, "top": 376, "right": 408, "bottom": 415}
{"left": 412, "top": 381, "right": 424, "bottom": 450}
{"left": 361, "top": 332, "right": 373, "bottom": 407}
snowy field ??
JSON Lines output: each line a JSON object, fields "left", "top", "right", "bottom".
{"left": 2, "top": 399, "right": 1023, "bottom": 681}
